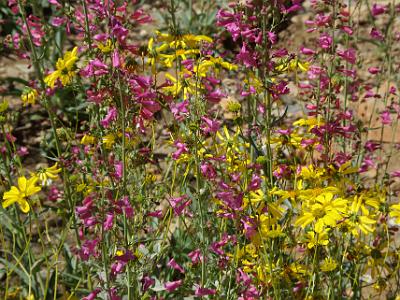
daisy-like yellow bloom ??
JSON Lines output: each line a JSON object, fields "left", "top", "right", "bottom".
{"left": 320, "top": 257, "right": 338, "bottom": 272}
{"left": 345, "top": 195, "right": 376, "bottom": 236}
{"left": 102, "top": 133, "right": 116, "bottom": 149}
{"left": 44, "top": 47, "right": 78, "bottom": 88}
{"left": 389, "top": 202, "right": 400, "bottom": 224}
{"left": 304, "top": 230, "right": 330, "bottom": 249}
{"left": 155, "top": 31, "right": 212, "bottom": 49}
{"left": 81, "top": 134, "right": 96, "bottom": 145}
{"left": 2, "top": 176, "right": 41, "bottom": 213}
{"left": 21, "top": 88, "right": 38, "bottom": 106}
{"left": 36, "top": 163, "right": 62, "bottom": 186}
{"left": 293, "top": 117, "right": 324, "bottom": 131}
{"left": 275, "top": 57, "right": 309, "bottom": 73}
{"left": 97, "top": 39, "right": 114, "bottom": 53}
{"left": 295, "top": 192, "right": 348, "bottom": 233}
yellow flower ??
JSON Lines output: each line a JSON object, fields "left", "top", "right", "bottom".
{"left": 21, "top": 88, "right": 38, "bottom": 106}
{"left": 304, "top": 230, "right": 329, "bottom": 249}
{"left": 36, "top": 163, "right": 62, "bottom": 186}
{"left": 295, "top": 192, "right": 347, "bottom": 233}
{"left": 0, "top": 99, "right": 8, "bottom": 113}
{"left": 102, "top": 133, "right": 116, "bottom": 149}
{"left": 320, "top": 257, "right": 337, "bottom": 272}
{"left": 2, "top": 176, "right": 41, "bottom": 213}
{"left": 156, "top": 31, "right": 212, "bottom": 49}
{"left": 97, "top": 39, "right": 114, "bottom": 53}
{"left": 44, "top": 47, "right": 78, "bottom": 88}
{"left": 389, "top": 202, "right": 400, "bottom": 224}
{"left": 81, "top": 134, "right": 96, "bottom": 145}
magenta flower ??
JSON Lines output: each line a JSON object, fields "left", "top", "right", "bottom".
{"left": 300, "top": 46, "right": 316, "bottom": 55}
{"left": 380, "top": 110, "right": 392, "bottom": 125}
{"left": 370, "top": 28, "right": 384, "bottom": 41}
{"left": 188, "top": 249, "right": 202, "bottom": 265}
{"left": 236, "top": 42, "right": 257, "bottom": 68}
{"left": 372, "top": 3, "right": 387, "bottom": 17}
{"left": 172, "top": 141, "right": 188, "bottom": 160}
{"left": 201, "top": 116, "right": 220, "bottom": 134}
{"left": 337, "top": 48, "right": 356, "bottom": 64}
{"left": 164, "top": 280, "right": 183, "bottom": 292}
{"left": 194, "top": 285, "right": 216, "bottom": 296}
{"left": 319, "top": 33, "right": 332, "bottom": 49}
{"left": 103, "top": 212, "right": 114, "bottom": 231}
{"left": 82, "top": 288, "right": 101, "bottom": 300}
{"left": 167, "top": 258, "right": 185, "bottom": 273}
{"left": 141, "top": 275, "right": 155, "bottom": 292}
{"left": 100, "top": 107, "right": 118, "bottom": 128}
{"left": 368, "top": 67, "right": 380, "bottom": 74}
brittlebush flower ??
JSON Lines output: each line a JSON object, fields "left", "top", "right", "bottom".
{"left": 2, "top": 176, "right": 41, "bottom": 213}
{"left": 295, "top": 192, "right": 347, "bottom": 233}
{"left": 36, "top": 163, "right": 62, "bottom": 186}
{"left": 389, "top": 203, "right": 400, "bottom": 223}
{"left": 304, "top": 230, "right": 329, "bottom": 249}
{"left": 44, "top": 47, "right": 78, "bottom": 88}
{"left": 320, "top": 257, "right": 338, "bottom": 272}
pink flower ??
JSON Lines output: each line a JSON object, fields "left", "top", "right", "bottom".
{"left": 337, "top": 48, "right": 356, "bottom": 64}
{"left": 170, "top": 101, "right": 189, "bottom": 121}
{"left": 79, "top": 238, "right": 100, "bottom": 261}
{"left": 372, "top": 3, "right": 387, "bottom": 17}
{"left": 237, "top": 42, "right": 257, "bottom": 68}
{"left": 112, "top": 49, "right": 120, "bottom": 68}
{"left": 114, "top": 161, "right": 123, "bottom": 180}
{"left": 83, "top": 288, "right": 101, "bottom": 300}
{"left": 101, "top": 107, "right": 118, "bottom": 128}
{"left": 164, "top": 280, "right": 183, "bottom": 292}
{"left": 341, "top": 26, "right": 353, "bottom": 35}
{"left": 172, "top": 141, "right": 188, "bottom": 160}
{"left": 194, "top": 285, "right": 216, "bottom": 296}
{"left": 167, "top": 258, "right": 185, "bottom": 273}
{"left": 267, "top": 31, "right": 277, "bottom": 44}
{"left": 141, "top": 275, "right": 155, "bottom": 292}
{"left": 391, "top": 171, "right": 400, "bottom": 178}
{"left": 17, "top": 146, "right": 29, "bottom": 157}
{"left": 201, "top": 116, "right": 220, "bottom": 134}
{"left": 188, "top": 249, "right": 202, "bottom": 265}
{"left": 370, "top": 28, "right": 384, "bottom": 41}
{"left": 319, "top": 33, "right": 332, "bottom": 49}
{"left": 300, "top": 46, "right": 316, "bottom": 55}
{"left": 368, "top": 67, "right": 380, "bottom": 74}
{"left": 380, "top": 110, "right": 392, "bottom": 125}
{"left": 50, "top": 17, "right": 65, "bottom": 27}
{"left": 206, "top": 89, "right": 226, "bottom": 103}
{"left": 103, "top": 212, "right": 114, "bottom": 231}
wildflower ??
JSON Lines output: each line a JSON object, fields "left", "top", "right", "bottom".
{"left": 21, "top": 87, "right": 38, "bottom": 106}
{"left": 36, "top": 162, "right": 62, "bottom": 186}
{"left": 103, "top": 134, "right": 116, "bottom": 149}
{"left": 44, "top": 47, "right": 78, "bottom": 88}
{"left": 304, "top": 230, "right": 329, "bottom": 248}
{"left": 295, "top": 192, "right": 348, "bottom": 233}
{"left": 320, "top": 257, "right": 338, "bottom": 272}
{"left": 319, "top": 33, "right": 332, "bottom": 49}
{"left": 81, "top": 134, "right": 96, "bottom": 145}
{"left": 194, "top": 286, "right": 216, "bottom": 296}
{"left": 164, "top": 279, "right": 183, "bottom": 292}
{"left": 2, "top": 176, "right": 41, "bottom": 213}
{"left": 97, "top": 39, "right": 114, "bottom": 53}
{"left": 389, "top": 203, "right": 400, "bottom": 223}
{"left": 380, "top": 110, "right": 392, "bottom": 125}
{"left": 167, "top": 258, "right": 185, "bottom": 273}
